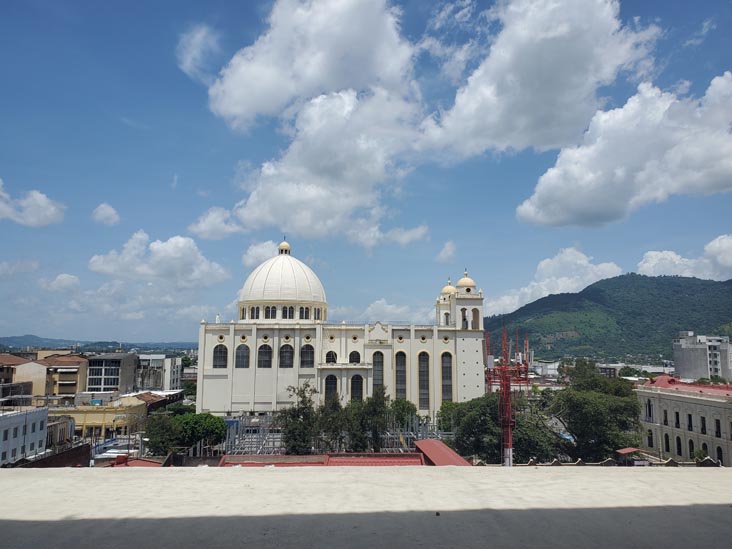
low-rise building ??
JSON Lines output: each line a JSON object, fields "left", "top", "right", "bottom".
{"left": 637, "top": 374, "right": 732, "bottom": 465}
{"left": 0, "top": 407, "right": 48, "bottom": 466}
{"left": 673, "top": 331, "right": 731, "bottom": 380}
{"left": 0, "top": 353, "right": 27, "bottom": 383}
{"left": 48, "top": 400, "right": 146, "bottom": 440}
{"left": 86, "top": 353, "right": 137, "bottom": 393}
{"left": 11, "top": 354, "right": 88, "bottom": 405}
{"left": 137, "top": 354, "right": 182, "bottom": 391}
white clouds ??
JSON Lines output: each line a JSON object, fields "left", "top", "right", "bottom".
{"left": 421, "top": 0, "right": 659, "bottom": 155}
{"left": 0, "top": 178, "right": 65, "bottom": 227}
{"left": 487, "top": 248, "right": 622, "bottom": 315}
{"left": 188, "top": 207, "right": 244, "bottom": 240}
{"left": 517, "top": 72, "right": 732, "bottom": 226}
{"left": 684, "top": 18, "right": 716, "bottom": 48}
{"left": 89, "top": 230, "right": 229, "bottom": 288}
{"left": 229, "top": 87, "right": 423, "bottom": 247}
{"left": 41, "top": 273, "right": 80, "bottom": 292}
{"left": 0, "top": 260, "right": 39, "bottom": 277}
{"left": 242, "top": 240, "right": 278, "bottom": 268}
{"left": 436, "top": 240, "right": 456, "bottom": 264}
{"left": 331, "top": 298, "right": 433, "bottom": 324}
{"left": 176, "top": 24, "right": 220, "bottom": 85}
{"left": 91, "top": 202, "right": 120, "bottom": 226}
{"left": 208, "top": 0, "right": 413, "bottom": 130}
{"left": 637, "top": 234, "right": 732, "bottom": 280}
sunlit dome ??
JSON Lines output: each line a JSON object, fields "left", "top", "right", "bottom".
{"left": 456, "top": 270, "right": 476, "bottom": 288}
{"left": 440, "top": 278, "right": 456, "bottom": 295}
{"left": 238, "top": 242, "right": 327, "bottom": 304}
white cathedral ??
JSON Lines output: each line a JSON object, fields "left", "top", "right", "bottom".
{"left": 196, "top": 241, "right": 487, "bottom": 418}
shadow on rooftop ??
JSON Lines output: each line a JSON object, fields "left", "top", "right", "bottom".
{"left": 5, "top": 504, "right": 732, "bottom": 549}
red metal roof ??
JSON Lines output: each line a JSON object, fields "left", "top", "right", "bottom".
{"left": 643, "top": 375, "right": 732, "bottom": 397}
{"left": 615, "top": 447, "right": 640, "bottom": 455}
{"left": 218, "top": 453, "right": 425, "bottom": 467}
{"left": 414, "top": 440, "right": 471, "bottom": 466}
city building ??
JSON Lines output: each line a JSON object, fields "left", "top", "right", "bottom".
{"left": 10, "top": 354, "right": 88, "bottom": 406}
{"left": 0, "top": 407, "right": 48, "bottom": 466}
{"left": 0, "top": 353, "right": 27, "bottom": 383}
{"left": 673, "top": 331, "right": 731, "bottom": 380}
{"left": 137, "top": 354, "right": 182, "bottom": 391}
{"left": 197, "top": 240, "right": 486, "bottom": 418}
{"left": 48, "top": 399, "right": 146, "bottom": 440}
{"left": 637, "top": 374, "right": 732, "bottom": 465}
{"left": 86, "top": 353, "right": 138, "bottom": 394}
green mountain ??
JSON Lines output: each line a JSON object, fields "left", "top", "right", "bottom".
{"left": 0, "top": 334, "right": 197, "bottom": 352}
{"left": 484, "top": 274, "right": 732, "bottom": 362}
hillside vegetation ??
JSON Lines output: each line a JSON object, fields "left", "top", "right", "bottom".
{"left": 484, "top": 274, "right": 732, "bottom": 362}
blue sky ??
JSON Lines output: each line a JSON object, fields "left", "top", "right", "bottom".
{"left": 1, "top": 0, "right": 731, "bottom": 342}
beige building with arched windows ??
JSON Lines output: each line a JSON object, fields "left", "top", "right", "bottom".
{"left": 196, "top": 241, "right": 487, "bottom": 418}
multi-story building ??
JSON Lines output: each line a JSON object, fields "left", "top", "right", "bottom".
{"left": 637, "top": 374, "right": 732, "bottom": 465}
{"left": 0, "top": 353, "right": 27, "bottom": 384}
{"left": 673, "top": 331, "right": 731, "bottom": 380}
{"left": 0, "top": 407, "right": 48, "bottom": 466}
{"left": 86, "top": 353, "right": 137, "bottom": 393}
{"left": 11, "top": 355, "right": 88, "bottom": 405}
{"left": 197, "top": 240, "right": 486, "bottom": 418}
{"left": 137, "top": 354, "right": 182, "bottom": 391}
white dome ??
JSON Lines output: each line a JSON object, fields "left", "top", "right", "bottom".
{"left": 456, "top": 269, "right": 476, "bottom": 288}
{"left": 238, "top": 249, "right": 327, "bottom": 304}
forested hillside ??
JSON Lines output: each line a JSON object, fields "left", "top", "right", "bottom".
{"left": 484, "top": 274, "right": 732, "bottom": 362}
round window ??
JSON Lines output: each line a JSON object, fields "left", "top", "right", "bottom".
{"left": 284, "top": 335, "right": 291, "bottom": 342}
{"left": 262, "top": 335, "right": 269, "bottom": 342}
{"left": 443, "top": 336, "right": 449, "bottom": 343}
{"left": 352, "top": 335, "right": 358, "bottom": 342}
{"left": 329, "top": 335, "right": 335, "bottom": 342}
{"left": 240, "top": 335, "right": 247, "bottom": 342}
{"left": 217, "top": 335, "right": 225, "bottom": 343}
{"left": 466, "top": 288, "right": 471, "bottom": 293}
{"left": 420, "top": 336, "right": 427, "bottom": 343}
{"left": 304, "top": 335, "right": 311, "bottom": 342}
{"left": 397, "top": 336, "right": 404, "bottom": 343}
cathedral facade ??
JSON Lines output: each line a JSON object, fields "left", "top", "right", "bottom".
{"left": 196, "top": 241, "right": 486, "bottom": 418}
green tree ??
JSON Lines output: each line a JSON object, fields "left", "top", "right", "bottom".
{"left": 165, "top": 402, "right": 196, "bottom": 416}
{"left": 343, "top": 400, "right": 369, "bottom": 452}
{"left": 390, "top": 398, "right": 417, "bottom": 428}
{"left": 145, "top": 415, "right": 180, "bottom": 455}
{"left": 316, "top": 395, "right": 346, "bottom": 452}
{"left": 172, "top": 413, "right": 227, "bottom": 448}
{"left": 619, "top": 366, "right": 642, "bottom": 377}
{"left": 363, "top": 386, "right": 389, "bottom": 452}
{"left": 550, "top": 366, "right": 640, "bottom": 462}
{"left": 277, "top": 383, "right": 318, "bottom": 455}
{"left": 182, "top": 380, "right": 197, "bottom": 398}
{"left": 181, "top": 355, "right": 192, "bottom": 368}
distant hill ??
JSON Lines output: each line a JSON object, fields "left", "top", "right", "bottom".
{"left": 0, "top": 334, "right": 197, "bottom": 352}
{"left": 484, "top": 274, "right": 732, "bottom": 362}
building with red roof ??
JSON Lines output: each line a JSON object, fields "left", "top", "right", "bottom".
{"left": 637, "top": 374, "right": 732, "bottom": 465}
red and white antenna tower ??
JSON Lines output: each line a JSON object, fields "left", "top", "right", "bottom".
{"left": 485, "top": 326, "right": 530, "bottom": 466}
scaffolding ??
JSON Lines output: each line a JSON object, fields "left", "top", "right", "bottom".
{"left": 225, "top": 415, "right": 284, "bottom": 455}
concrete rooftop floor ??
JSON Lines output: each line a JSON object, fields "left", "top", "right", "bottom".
{"left": 3, "top": 467, "right": 732, "bottom": 548}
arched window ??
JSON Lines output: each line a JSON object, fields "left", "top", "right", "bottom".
{"left": 349, "top": 351, "right": 361, "bottom": 364}
{"left": 235, "top": 345, "right": 249, "bottom": 368}
{"left": 646, "top": 399, "right": 653, "bottom": 422}
{"left": 250, "top": 307, "right": 260, "bottom": 320}
{"left": 257, "top": 344, "right": 272, "bottom": 368}
{"left": 314, "top": 308, "right": 321, "bottom": 320}
{"left": 300, "top": 344, "right": 314, "bottom": 368}
{"left": 716, "top": 446, "right": 724, "bottom": 465}
{"left": 326, "top": 351, "right": 337, "bottom": 364}
{"left": 279, "top": 344, "right": 294, "bottom": 368}
{"left": 351, "top": 375, "right": 363, "bottom": 402}
{"left": 702, "top": 442, "right": 708, "bottom": 456}
{"left": 299, "top": 307, "right": 304, "bottom": 319}
{"left": 264, "top": 306, "right": 275, "bottom": 320}
{"left": 461, "top": 308, "right": 468, "bottom": 330}
{"left": 373, "top": 351, "right": 384, "bottom": 390}
{"left": 441, "top": 353, "right": 453, "bottom": 403}
{"left": 418, "top": 352, "right": 429, "bottom": 410}
{"left": 395, "top": 352, "right": 406, "bottom": 399}
{"left": 240, "top": 308, "right": 246, "bottom": 320}
{"left": 688, "top": 439, "right": 695, "bottom": 458}
{"left": 664, "top": 433, "right": 670, "bottom": 453}
{"left": 325, "top": 375, "right": 338, "bottom": 401}
{"left": 471, "top": 308, "right": 480, "bottom": 330}
{"left": 281, "top": 307, "right": 290, "bottom": 319}
{"left": 647, "top": 430, "right": 653, "bottom": 448}
{"left": 675, "top": 436, "right": 682, "bottom": 456}
{"left": 303, "top": 307, "right": 310, "bottom": 320}
{"left": 444, "top": 312, "right": 450, "bottom": 326}
{"left": 288, "top": 306, "right": 294, "bottom": 319}
{"left": 213, "top": 344, "right": 228, "bottom": 369}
